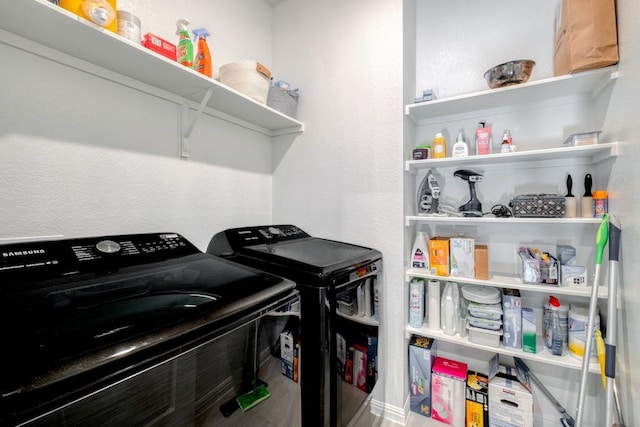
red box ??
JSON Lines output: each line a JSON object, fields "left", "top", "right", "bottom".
{"left": 142, "top": 33, "right": 177, "bottom": 61}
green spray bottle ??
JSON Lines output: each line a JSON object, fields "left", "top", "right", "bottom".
{"left": 176, "top": 18, "right": 194, "bottom": 68}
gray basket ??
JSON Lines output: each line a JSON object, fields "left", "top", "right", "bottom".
{"left": 267, "top": 87, "right": 299, "bottom": 118}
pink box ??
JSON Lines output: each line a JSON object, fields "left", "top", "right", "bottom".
{"left": 431, "top": 357, "right": 467, "bottom": 426}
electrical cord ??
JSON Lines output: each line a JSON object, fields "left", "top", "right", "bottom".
{"left": 488, "top": 204, "right": 513, "bottom": 217}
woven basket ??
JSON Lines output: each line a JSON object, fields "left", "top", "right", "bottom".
{"left": 267, "top": 87, "right": 299, "bottom": 118}
{"left": 219, "top": 60, "right": 271, "bottom": 104}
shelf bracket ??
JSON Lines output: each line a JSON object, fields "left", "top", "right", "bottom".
{"left": 181, "top": 87, "right": 214, "bottom": 158}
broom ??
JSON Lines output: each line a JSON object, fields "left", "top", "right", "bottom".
{"left": 236, "top": 318, "right": 270, "bottom": 411}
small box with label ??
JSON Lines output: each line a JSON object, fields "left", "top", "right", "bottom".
{"left": 409, "top": 336, "right": 437, "bottom": 417}
{"left": 431, "top": 357, "right": 467, "bottom": 426}
{"left": 450, "top": 237, "right": 475, "bottom": 278}
{"left": 429, "top": 237, "right": 450, "bottom": 277}
{"left": 142, "top": 33, "right": 177, "bottom": 61}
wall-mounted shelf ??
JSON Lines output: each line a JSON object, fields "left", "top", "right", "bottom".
{"left": 405, "top": 324, "right": 601, "bottom": 374}
{"left": 0, "top": 0, "right": 304, "bottom": 140}
{"left": 405, "top": 269, "right": 609, "bottom": 298}
{"left": 405, "top": 66, "right": 618, "bottom": 123}
{"left": 405, "top": 142, "right": 618, "bottom": 173}
{"left": 405, "top": 215, "right": 603, "bottom": 226}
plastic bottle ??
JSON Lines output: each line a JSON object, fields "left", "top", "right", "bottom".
{"left": 410, "top": 231, "right": 430, "bottom": 269}
{"left": 452, "top": 129, "right": 469, "bottom": 157}
{"left": 500, "top": 130, "right": 511, "bottom": 153}
{"left": 409, "top": 278, "right": 425, "bottom": 328}
{"left": 176, "top": 18, "right": 194, "bottom": 68}
{"left": 432, "top": 132, "right": 446, "bottom": 159}
{"left": 546, "top": 296, "right": 564, "bottom": 356}
{"left": 192, "top": 28, "right": 212, "bottom": 77}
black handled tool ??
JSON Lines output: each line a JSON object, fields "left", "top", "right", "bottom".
{"left": 566, "top": 174, "right": 574, "bottom": 197}
{"left": 584, "top": 173, "right": 593, "bottom": 197}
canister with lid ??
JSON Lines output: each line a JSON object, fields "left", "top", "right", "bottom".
{"left": 593, "top": 190, "right": 608, "bottom": 217}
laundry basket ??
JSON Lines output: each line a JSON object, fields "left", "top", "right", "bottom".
{"left": 219, "top": 60, "right": 272, "bottom": 104}
{"left": 267, "top": 86, "right": 299, "bottom": 118}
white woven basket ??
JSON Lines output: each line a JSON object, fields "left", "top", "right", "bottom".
{"left": 219, "top": 60, "right": 271, "bottom": 104}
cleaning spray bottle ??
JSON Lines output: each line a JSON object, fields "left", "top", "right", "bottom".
{"left": 192, "top": 28, "right": 212, "bottom": 77}
{"left": 176, "top": 18, "right": 194, "bottom": 68}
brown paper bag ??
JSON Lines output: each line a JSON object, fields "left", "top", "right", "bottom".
{"left": 553, "top": 0, "right": 619, "bottom": 76}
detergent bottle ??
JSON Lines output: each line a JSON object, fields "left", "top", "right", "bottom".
{"left": 176, "top": 18, "right": 194, "bottom": 68}
{"left": 192, "top": 28, "right": 212, "bottom": 77}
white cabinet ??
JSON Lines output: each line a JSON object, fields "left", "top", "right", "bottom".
{"left": 403, "top": 68, "right": 618, "bottom": 374}
{"left": 0, "top": 0, "right": 304, "bottom": 156}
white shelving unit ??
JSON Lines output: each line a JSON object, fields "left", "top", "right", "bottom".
{"left": 405, "top": 66, "right": 617, "bottom": 123}
{"left": 405, "top": 269, "right": 609, "bottom": 299}
{"left": 406, "top": 324, "right": 601, "bottom": 374}
{"left": 403, "top": 67, "right": 618, "bottom": 380}
{"left": 0, "top": 0, "right": 304, "bottom": 156}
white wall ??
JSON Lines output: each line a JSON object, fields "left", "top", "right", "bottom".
{"left": 0, "top": 0, "right": 276, "bottom": 251}
{"left": 270, "top": 0, "right": 406, "bottom": 420}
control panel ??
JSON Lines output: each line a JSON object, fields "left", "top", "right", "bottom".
{"left": 229, "top": 225, "right": 309, "bottom": 248}
{"left": 0, "top": 233, "right": 200, "bottom": 281}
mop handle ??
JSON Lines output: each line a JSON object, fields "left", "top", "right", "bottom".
{"left": 606, "top": 215, "right": 622, "bottom": 427}
{"left": 576, "top": 214, "right": 609, "bottom": 427}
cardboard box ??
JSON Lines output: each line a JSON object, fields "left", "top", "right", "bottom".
{"left": 366, "top": 335, "right": 378, "bottom": 393}
{"left": 522, "top": 308, "right": 538, "bottom": 354}
{"left": 502, "top": 289, "right": 522, "bottom": 349}
{"left": 489, "top": 367, "right": 533, "bottom": 427}
{"left": 142, "top": 33, "right": 177, "bottom": 61}
{"left": 409, "top": 336, "right": 437, "bottom": 417}
{"left": 353, "top": 344, "right": 368, "bottom": 392}
{"left": 475, "top": 244, "right": 489, "bottom": 280}
{"left": 437, "top": 343, "right": 498, "bottom": 379}
{"left": 466, "top": 371, "right": 489, "bottom": 427}
{"left": 450, "top": 237, "right": 475, "bottom": 278}
{"left": 431, "top": 357, "right": 467, "bottom": 426}
{"left": 429, "top": 237, "right": 450, "bottom": 277}
{"left": 280, "top": 331, "right": 299, "bottom": 382}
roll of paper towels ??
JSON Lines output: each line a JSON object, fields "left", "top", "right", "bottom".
{"left": 428, "top": 280, "right": 441, "bottom": 330}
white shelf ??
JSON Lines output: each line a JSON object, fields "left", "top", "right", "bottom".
{"left": 0, "top": 0, "right": 304, "bottom": 135}
{"left": 405, "top": 142, "right": 618, "bottom": 172}
{"left": 405, "top": 269, "right": 609, "bottom": 298}
{"left": 405, "top": 324, "right": 601, "bottom": 374}
{"left": 405, "top": 66, "right": 618, "bottom": 123}
{"left": 405, "top": 215, "right": 604, "bottom": 226}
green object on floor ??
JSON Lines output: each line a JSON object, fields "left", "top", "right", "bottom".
{"left": 236, "top": 384, "right": 270, "bottom": 412}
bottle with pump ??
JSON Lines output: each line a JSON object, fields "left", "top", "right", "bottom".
{"left": 500, "top": 130, "right": 512, "bottom": 153}
{"left": 193, "top": 28, "right": 212, "bottom": 77}
{"left": 176, "top": 18, "right": 194, "bottom": 68}
{"left": 432, "top": 132, "right": 446, "bottom": 159}
{"left": 452, "top": 129, "right": 469, "bottom": 157}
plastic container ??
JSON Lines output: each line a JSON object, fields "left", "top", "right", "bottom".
{"left": 193, "top": 28, "right": 212, "bottom": 77}
{"left": 175, "top": 18, "right": 194, "bottom": 68}
{"left": 409, "top": 278, "right": 425, "bottom": 328}
{"left": 593, "top": 190, "right": 608, "bottom": 217}
{"left": 219, "top": 60, "right": 272, "bottom": 104}
{"left": 410, "top": 231, "right": 430, "bottom": 270}
{"left": 545, "top": 296, "right": 564, "bottom": 356}
{"left": 467, "top": 301, "right": 503, "bottom": 320}
{"left": 60, "top": 0, "right": 117, "bottom": 33}
{"left": 467, "top": 323, "right": 503, "bottom": 347}
{"left": 461, "top": 285, "right": 501, "bottom": 305}
{"left": 452, "top": 129, "right": 468, "bottom": 158}
{"left": 467, "top": 316, "right": 502, "bottom": 331}
{"left": 569, "top": 304, "right": 600, "bottom": 360}
{"left": 441, "top": 282, "right": 460, "bottom": 336}
{"left": 432, "top": 133, "right": 446, "bottom": 159}
{"left": 543, "top": 300, "right": 569, "bottom": 349}
{"left": 116, "top": 10, "right": 140, "bottom": 43}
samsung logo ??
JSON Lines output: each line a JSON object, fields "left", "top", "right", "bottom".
{"left": 2, "top": 249, "right": 46, "bottom": 257}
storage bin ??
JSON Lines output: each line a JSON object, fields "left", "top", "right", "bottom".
{"left": 219, "top": 60, "right": 272, "bottom": 104}
{"left": 510, "top": 193, "right": 565, "bottom": 218}
{"left": 467, "top": 323, "right": 503, "bottom": 347}
{"left": 267, "top": 86, "right": 299, "bottom": 118}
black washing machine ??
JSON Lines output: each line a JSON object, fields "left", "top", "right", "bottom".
{"left": 0, "top": 232, "right": 297, "bottom": 426}
{"left": 208, "top": 225, "right": 382, "bottom": 427}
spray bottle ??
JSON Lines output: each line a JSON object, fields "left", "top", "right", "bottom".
{"left": 192, "top": 28, "right": 212, "bottom": 78}
{"left": 176, "top": 18, "right": 194, "bottom": 68}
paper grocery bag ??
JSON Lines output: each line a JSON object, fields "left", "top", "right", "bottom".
{"left": 553, "top": 0, "right": 619, "bottom": 76}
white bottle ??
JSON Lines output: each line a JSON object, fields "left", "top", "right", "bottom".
{"left": 452, "top": 129, "right": 469, "bottom": 157}
{"left": 409, "top": 278, "right": 425, "bottom": 328}
{"left": 410, "top": 231, "right": 430, "bottom": 269}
